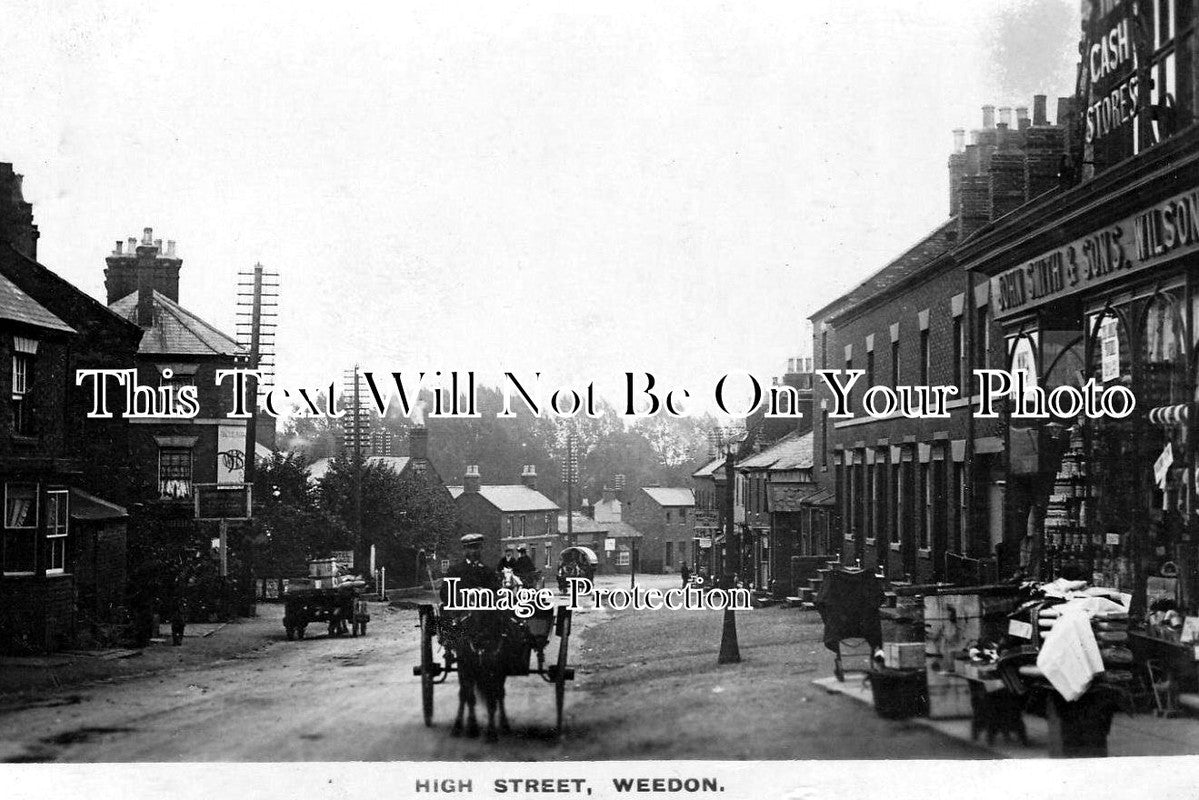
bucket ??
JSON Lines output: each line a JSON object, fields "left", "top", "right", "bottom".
{"left": 867, "top": 667, "right": 927, "bottom": 719}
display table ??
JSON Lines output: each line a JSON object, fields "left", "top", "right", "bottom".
{"left": 952, "top": 664, "right": 1028, "bottom": 745}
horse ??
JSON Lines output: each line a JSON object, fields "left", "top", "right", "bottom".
{"left": 442, "top": 573, "right": 524, "bottom": 741}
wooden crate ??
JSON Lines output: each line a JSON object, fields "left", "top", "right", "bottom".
{"left": 884, "top": 642, "right": 925, "bottom": 670}
{"left": 926, "top": 669, "right": 973, "bottom": 719}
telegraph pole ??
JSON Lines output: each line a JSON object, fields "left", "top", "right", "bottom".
{"left": 715, "top": 428, "right": 743, "bottom": 665}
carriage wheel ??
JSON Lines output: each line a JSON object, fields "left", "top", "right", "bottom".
{"left": 555, "top": 608, "right": 572, "bottom": 736}
{"left": 420, "top": 606, "right": 436, "bottom": 727}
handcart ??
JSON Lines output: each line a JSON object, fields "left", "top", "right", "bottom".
{"left": 814, "top": 566, "right": 884, "bottom": 681}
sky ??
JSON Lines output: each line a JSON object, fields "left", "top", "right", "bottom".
{"left": 1, "top": 0, "right": 1081, "bottom": 416}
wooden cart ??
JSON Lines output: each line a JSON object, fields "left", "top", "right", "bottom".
{"left": 412, "top": 603, "right": 575, "bottom": 734}
{"left": 283, "top": 587, "right": 370, "bottom": 640}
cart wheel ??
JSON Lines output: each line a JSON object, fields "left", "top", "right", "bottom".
{"left": 555, "top": 608, "right": 572, "bottom": 736}
{"left": 420, "top": 606, "right": 435, "bottom": 727}
{"left": 285, "top": 626, "right": 295, "bottom": 641}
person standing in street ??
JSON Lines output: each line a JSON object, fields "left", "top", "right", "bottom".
{"left": 680, "top": 562, "right": 691, "bottom": 587}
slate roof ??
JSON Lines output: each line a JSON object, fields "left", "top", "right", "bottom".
{"left": 736, "top": 431, "right": 814, "bottom": 472}
{"left": 0, "top": 272, "right": 74, "bottom": 334}
{"left": 813, "top": 218, "right": 959, "bottom": 324}
{"left": 692, "top": 455, "right": 726, "bottom": 479}
{"left": 640, "top": 487, "right": 695, "bottom": 507}
{"left": 308, "top": 455, "right": 411, "bottom": 482}
{"left": 447, "top": 484, "right": 560, "bottom": 512}
{"left": 110, "top": 290, "right": 245, "bottom": 357}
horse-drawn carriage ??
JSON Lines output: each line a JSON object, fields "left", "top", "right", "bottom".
{"left": 556, "top": 546, "right": 598, "bottom": 593}
{"left": 411, "top": 579, "right": 575, "bottom": 738}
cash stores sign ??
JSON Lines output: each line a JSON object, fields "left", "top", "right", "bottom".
{"left": 993, "top": 186, "right": 1199, "bottom": 318}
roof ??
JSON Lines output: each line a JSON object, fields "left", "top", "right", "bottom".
{"left": 800, "top": 488, "right": 836, "bottom": 507}
{"left": 768, "top": 483, "right": 820, "bottom": 513}
{"left": 110, "top": 290, "right": 245, "bottom": 357}
{"left": 736, "top": 431, "right": 814, "bottom": 472}
{"left": 0, "top": 272, "right": 74, "bottom": 334}
{"left": 604, "top": 520, "right": 643, "bottom": 539}
{"left": 813, "top": 219, "right": 958, "bottom": 325}
{"left": 640, "top": 487, "right": 695, "bottom": 507}
{"left": 309, "top": 455, "right": 411, "bottom": 482}
{"left": 557, "top": 512, "right": 607, "bottom": 534}
{"left": 692, "top": 455, "right": 726, "bottom": 479}
{"left": 450, "top": 484, "right": 560, "bottom": 512}
{"left": 69, "top": 488, "right": 128, "bottom": 520}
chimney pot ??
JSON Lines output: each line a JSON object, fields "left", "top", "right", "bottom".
{"left": 952, "top": 129, "right": 966, "bottom": 153}
{"left": 166, "top": 240, "right": 176, "bottom": 257}
{"left": 142, "top": 227, "right": 153, "bottom": 245}
{"left": 982, "top": 105, "right": 996, "bottom": 128}
{"left": 464, "top": 465, "right": 481, "bottom": 494}
{"left": 127, "top": 237, "right": 137, "bottom": 251}
{"left": 153, "top": 238, "right": 162, "bottom": 251}
{"left": 998, "top": 107, "right": 1012, "bottom": 128}
{"left": 115, "top": 240, "right": 123, "bottom": 255}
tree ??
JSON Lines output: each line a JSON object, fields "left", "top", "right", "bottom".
{"left": 252, "top": 451, "right": 351, "bottom": 575}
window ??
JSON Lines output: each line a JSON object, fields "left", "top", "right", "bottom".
{"left": 666, "top": 511, "right": 672, "bottom": 524}
{"left": 821, "top": 411, "right": 828, "bottom": 469}
{"left": 546, "top": 513, "right": 552, "bottom": 535}
{"left": 665, "top": 541, "right": 674, "bottom": 566}
{"left": 866, "top": 349, "right": 875, "bottom": 388}
{"left": 891, "top": 341, "right": 900, "bottom": 387}
{"left": 975, "top": 305, "right": 990, "bottom": 376}
{"left": 865, "top": 464, "right": 875, "bottom": 543}
{"left": 3, "top": 484, "right": 37, "bottom": 574}
{"left": 920, "top": 463, "right": 932, "bottom": 550}
{"left": 159, "top": 370, "right": 197, "bottom": 416}
{"left": 158, "top": 447, "right": 193, "bottom": 499}
{"left": 955, "top": 462, "right": 967, "bottom": 554}
{"left": 11, "top": 352, "right": 32, "bottom": 436}
{"left": 680, "top": 508, "right": 687, "bottom": 522}
{"left": 617, "top": 547, "right": 630, "bottom": 567}
{"left": 529, "top": 546, "right": 537, "bottom": 565}
{"left": 519, "top": 515, "right": 527, "bottom": 536}
{"left": 891, "top": 465, "right": 902, "bottom": 545}
{"left": 920, "top": 330, "right": 930, "bottom": 385}
{"left": 953, "top": 317, "right": 965, "bottom": 392}
{"left": 45, "top": 489, "right": 67, "bottom": 574}
{"left": 844, "top": 358, "right": 854, "bottom": 409}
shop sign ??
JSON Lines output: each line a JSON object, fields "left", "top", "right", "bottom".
{"left": 604, "top": 538, "right": 616, "bottom": 552}
{"left": 1154, "top": 442, "right": 1174, "bottom": 487}
{"left": 991, "top": 185, "right": 1199, "bottom": 318}
{"left": 217, "top": 421, "right": 248, "bottom": 485}
{"left": 1082, "top": 0, "right": 1139, "bottom": 160}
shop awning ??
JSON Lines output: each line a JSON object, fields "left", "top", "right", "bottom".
{"left": 69, "top": 488, "right": 128, "bottom": 521}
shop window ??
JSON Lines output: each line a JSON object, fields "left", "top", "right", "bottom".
{"left": 158, "top": 447, "right": 194, "bottom": 499}
{"left": 45, "top": 489, "right": 68, "bottom": 574}
{"left": 3, "top": 484, "right": 37, "bottom": 574}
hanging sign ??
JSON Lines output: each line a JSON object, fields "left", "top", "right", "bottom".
{"left": 1154, "top": 442, "right": 1175, "bottom": 487}
{"left": 217, "top": 421, "right": 248, "bottom": 485}
{"left": 1099, "top": 318, "right": 1121, "bottom": 382}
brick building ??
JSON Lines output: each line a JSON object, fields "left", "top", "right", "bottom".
{"left": 623, "top": 486, "right": 694, "bottom": 574}
{"left": 0, "top": 164, "right": 141, "bottom": 651}
{"left": 810, "top": 99, "right": 1070, "bottom": 585}
{"left": 449, "top": 465, "right": 560, "bottom": 572}
{"left": 734, "top": 430, "right": 816, "bottom": 590}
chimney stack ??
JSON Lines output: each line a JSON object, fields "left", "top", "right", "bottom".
{"left": 521, "top": 465, "right": 537, "bottom": 490}
{"left": 166, "top": 240, "right": 176, "bottom": 258}
{"left": 953, "top": 129, "right": 966, "bottom": 153}
{"left": 136, "top": 271, "right": 155, "bottom": 328}
{"left": 1016, "top": 106, "right": 1030, "bottom": 130}
{"left": 1033, "top": 95, "right": 1048, "bottom": 126}
{"left": 601, "top": 487, "right": 616, "bottom": 505}
{"left": 142, "top": 227, "right": 153, "bottom": 246}
{"left": 464, "top": 465, "right": 481, "bottom": 494}
{"left": 982, "top": 105, "right": 996, "bottom": 129}
{"left": 409, "top": 426, "right": 428, "bottom": 460}
{"left": 105, "top": 228, "right": 184, "bottom": 304}
{"left": 114, "top": 240, "right": 123, "bottom": 255}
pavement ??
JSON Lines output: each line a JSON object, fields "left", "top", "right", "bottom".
{"left": 815, "top": 672, "right": 1199, "bottom": 758}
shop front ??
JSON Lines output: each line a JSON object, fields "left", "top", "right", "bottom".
{"left": 970, "top": 127, "right": 1199, "bottom": 616}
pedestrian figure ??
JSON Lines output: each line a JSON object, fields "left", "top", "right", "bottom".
{"left": 513, "top": 547, "right": 536, "bottom": 585}
{"left": 680, "top": 562, "right": 691, "bottom": 587}
{"left": 497, "top": 547, "right": 517, "bottom": 574}
{"left": 170, "top": 593, "right": 188, "bottom": 646}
